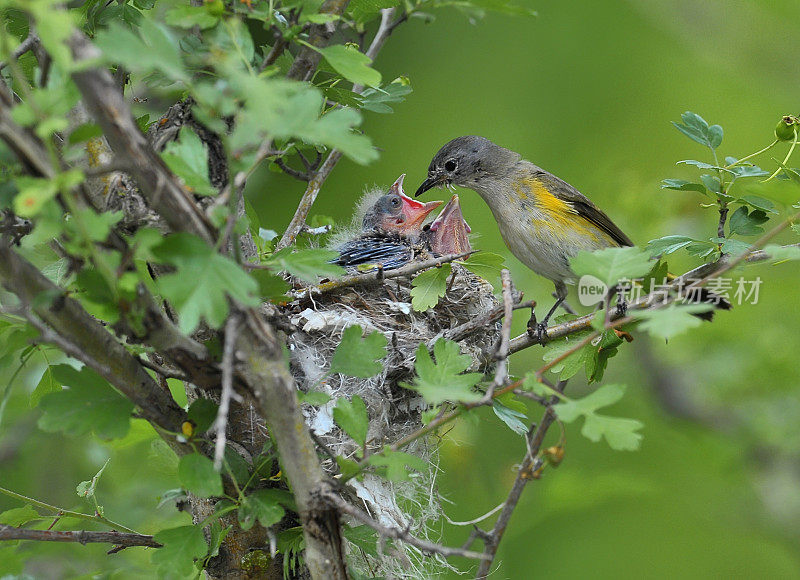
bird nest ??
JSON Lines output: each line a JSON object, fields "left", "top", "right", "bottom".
{"left": 281, "top": 263, "right": 500, "bottom": 577}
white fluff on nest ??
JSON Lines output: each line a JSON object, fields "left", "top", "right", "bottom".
{"left": 285, "top": 260, "right": 499, "bottom": 578}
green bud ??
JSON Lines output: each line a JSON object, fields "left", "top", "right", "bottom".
{"left": 775, "top": 115, "right": 798, "bottom": 141}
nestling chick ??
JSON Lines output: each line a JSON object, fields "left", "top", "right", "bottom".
{"left": 332, "top": 175, "right": 442, "bottom": 272}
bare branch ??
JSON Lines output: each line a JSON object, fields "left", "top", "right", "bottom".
{"left": 214, "top": 314, "right": 241, "bottom": 470}
{"left": 0, "top": 33, "right": 40, "bottom": 72}
{"left": 324, "top": 492, "right": 491, "bottom": 561}
{"left": 0, "top": 525, "right": 161, "bottom": 550}
{"left": 276, "top": 150, "right": 343, "bottom": 249}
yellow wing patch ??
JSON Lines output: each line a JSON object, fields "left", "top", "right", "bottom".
{"left": 513, "top": 178, "right": 599, "bottom": 241}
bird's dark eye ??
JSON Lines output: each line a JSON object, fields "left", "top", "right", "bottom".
{"left": 444, "top": 159, "right": 457, "bottom": 172}
{"left": 390, "top": 196, "right": 400, "bottom": 207}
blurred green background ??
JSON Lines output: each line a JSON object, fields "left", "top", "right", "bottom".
{"left": 4, "top": 0, "right": 800, "bottom": 577}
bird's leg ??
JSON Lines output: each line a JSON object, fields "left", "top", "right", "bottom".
{"left": 527, "top": 282, "right": 568, "bottom": 343}
{"left": 614, "top": 286, "right": 628, "bottom": 317}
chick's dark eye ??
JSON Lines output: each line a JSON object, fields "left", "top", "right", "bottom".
{"left": 444, "top": 159, "right": 457, "bottom": 172}
{"left": 390, "top": 196, "right": 400, "bottom": 207}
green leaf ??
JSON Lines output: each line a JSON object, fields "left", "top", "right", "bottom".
{"left": 251, "top": 270, "right": 291, "bottom": 302}
{"left": 646, "top": 235, "right": 697, "bottom": 257}
{"left": 630, "top": 305, "right": 709, "bottom": 340}
{"left": 330, "top": 325, "right": 387, "bottom": 378}
{"left": 677, "top": 159, "right": 721, "bottom": 171}
{"left": 161, "top": 129, "right": 215, "bottom": 196}
{"left": 153, "top": 233, "right": 260, "bottom": 333}
{"left": 367, "top": 448, "right": 428, "bottom": 482}
{"left": 672, "top": 111, "right": 722, "bottom": 150}
{"left": 297, "top": 391, "right": 332, "bottom": 406}
{"left": 165, "top": 4, "right": 220, "bottom": 29}
{"left": 13, "top": 176, "right": 57, "bottom": 217}
{"left": 660, "top": 179, "right": 708, "bottom": 195}
{"left": 541, "top": 331, "right": 594, "bottom": 380}
{"left": 492, "top": 397, "right": 529, "bottom": 436}
{"left": 410, "top": 264, "right": 451, "bottom": 311}
{"left": 0, "top": 505, "right": 40, "bottom": 527}
{"left": 554, "top": 384, "right": 643, "bottom": 450}
{"left": 581, "top": 414, "right": 644, "bottom": 451}
{"left": 333, "top": 395, "right": 368, "bottom": 447}
{"left": 358, "top": 77, "right": 413, "bottom": 114}
{"left": 266, "top": 248, "right": 344, "bottom": 282}
{"left": 316, "top": 44, "right": 381, "bottom": 88}
{"left": 38, "top": 365, "right": 133, "bottom": 440}
{"left": 238, "top": 489, "right": 286, "bottom": 531}
{"left": 570, "top": 246, "right": 653, "bottom": 288}
{"left": 400, "top": 339, "right": 482, "bottom": 405}
{"left": 343, "top": 525, "right": 380, "bottom": 558}
{"left": 178, "top": 453, "right": 223, "bottom": 497}
{"left": 728, "top": 206, "right": 769, "bottom": 236}
{"left": 152, "top": 525, "right": 208, "bottom": 577}
{"left": 459, "top": 251, "right": 505, "bottom": 284}
{"left": 761, "top": 244, "right": 800, "bottom": 262}
{"left": 94, "top": 20, "right": 188, "bottom": 84}
{"left": 347, "top": 0, "right": 399, "bottom": 23}
{"left": 711, "top": 237, "right": 752, "bottom": 256}
{"left": 738, "top": 195, "right": 778, "bottom": 214}
{"left": 226, "top": 73, "right": 377, "bottom": 165}
{"left": 68, "top": 123, "right": 103, "bottom": 144}
{"left": 30, "top": 365, "right": 60, "bottom": 408}
{"left": 76, "top": 458, "right": 111, "bottom": 503}
{"left": 700, "top": 174, "right": 722, "bottom": 194}
{"left": 187, "top": 398, "right": 218, "bottom": 434}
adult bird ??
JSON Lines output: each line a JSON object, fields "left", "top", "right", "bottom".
{"left": 415, "top": 136, "right": 729, "bottom": 338}
{"left": 332, "top": 174, "right": 442, "bottom": 271}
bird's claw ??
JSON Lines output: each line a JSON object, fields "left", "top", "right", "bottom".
{"left": 526, "top": 318, "right": 549, "bottom": 344}
{"left": 615, "top": 297, "right": 628, "bottom": 317}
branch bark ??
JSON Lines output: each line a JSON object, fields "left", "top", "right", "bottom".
{"left": 0, "top": 525, "right": 161, "bottom": 550}
{"left": 69, "top": 32, "right": 217, "bottom": 244}
{"left": 0, "top": 244, "right": 186, "bottom": 433}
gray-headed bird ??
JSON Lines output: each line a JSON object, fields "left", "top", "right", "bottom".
{"left": 415, "top": 136, "right": 729, "bottom": 337}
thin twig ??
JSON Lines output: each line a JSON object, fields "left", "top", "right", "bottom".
{"left": 325, "top": 492, "right": 490, "bottom": 561}
{"left": 214, "top": 314, "right": 241, "bottom": 470}
{"left": 0, "top": 525, "right": 161, "bottom": 549}
{"left": 0, "top": 486, "right": 139, "bottom": 535}
{"left": 489, "top": 269, "right": 514, "bottom": 395}
{"left": 276, "top": 7, "right": 407, "bottom": 250}
{"left": 507, "top": 241, "right": 800, "bottom": 355}
{"left": 475, "top": 379, "right": 568, "bottom": 578}
{"left": 287, "top": 251, "right": 474, "bottom": 300}
{"left": 138, "top": 356, "right": 190, "bottom": 382}
{"left": 443, "top": 298, "right": 533, "bottom": 343}
{"left": 275, "top": 157, "right": 311, "bottom": 182}
{"left": 0, "top": 33, "right": 40, "bottom": 72}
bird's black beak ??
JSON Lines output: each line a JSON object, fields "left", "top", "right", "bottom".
{"left": 414, "top": 175, "right": 443, "bottom": 198}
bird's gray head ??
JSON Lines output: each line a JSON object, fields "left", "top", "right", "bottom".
{"left": 414, "top": 136, "right": 521, "bottom": 197}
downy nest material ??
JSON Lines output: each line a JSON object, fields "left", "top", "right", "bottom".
{"left": 283, "top": 248, "right": 500, "bottom": 576}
